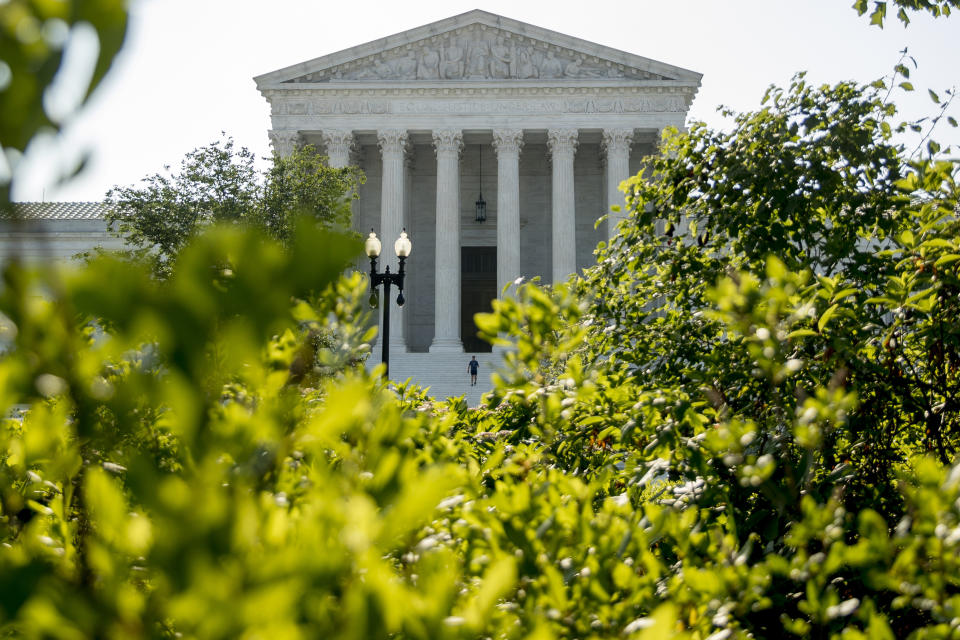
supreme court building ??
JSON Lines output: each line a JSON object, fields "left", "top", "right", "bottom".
{"left": 254, "top": 10, "right": 702, "bottom": 359}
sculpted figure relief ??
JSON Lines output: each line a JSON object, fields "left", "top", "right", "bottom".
{"left": 565, "top": 57, "right": 608, "bottom": 78}
{"left": 441, "top": 39, "right": 465, "bottom": 79}
{"left": 538, "top": 51, "right": 563, "bottom": 78}
{"left": 417, "top": 47, "right": 440, "bottom": 79}
{"left": 395, "top": 51, "right": 417, "bottom": 79}
{"left": 488, "top": 36, "right": 512, "bottom": 79}
{"left": 467, "top": 39, "right": 489, "bottom": 78}
{"left": 517, "top": 47, "right": 537, "bottom": 79}
{"left": 301, "top": 28, "right": 650, "bottom": 82}
{"left": 374, "top": 58, "right": 395, "bottom": 79}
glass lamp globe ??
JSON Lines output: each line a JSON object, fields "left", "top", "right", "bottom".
{"left": 365, "top": 230, "right": 382, "bottom": 258}
{"left": 394, "top": 229, "right": 412, "bottom": 258}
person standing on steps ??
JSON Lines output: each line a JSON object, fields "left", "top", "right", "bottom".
{"left": 468, "top": 356, "right": 480, "bottom": 386}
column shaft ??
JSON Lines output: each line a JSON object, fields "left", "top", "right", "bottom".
{"left": 493, "top": 129, "right": 523, "bottom": 297}
{"left": 602, "top": 129, "right": 633, "bottom": 238}
{"left": 547, "top": 129, "right": 579, "bottom": 284}
{"left": 378, "top": 129, "right": 408, "bottom": 352}
{"left": 430, "top": 129, "right": 464, "bottom": 353}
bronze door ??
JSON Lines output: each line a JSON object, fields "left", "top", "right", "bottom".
{"left": 461, "top": 246, "right": 496, "bottom": 353}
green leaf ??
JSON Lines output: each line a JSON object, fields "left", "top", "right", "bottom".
{"left": 464, "top": 557, "right": 518, "bottom": 629}
{"left": 928, "top": 89, "right": 940, "bottom": 104}
{"left": 899, "top": 82, "right": 914, "bottom": 91}
{"left": 474, "top": 311, "right": 503, "bottom": 338}
{"left": 817, "top": 303, "right": 840, "bottom": 332}
{"left": 934, "top": 254, "right": 960, "bottom": 268}
{"left": 832, "top": 288, "right": 859, "bottom": 302}
{"left": 870, "top": 3, "right": 887, "bottom": 26}
{"left": 787, "top": 329, "right": 818, "bottom": 339}
{"left": 919, "top": 239, "right": 955, "bottom": 250}
{"left": 905, "top": 287, "right": 935, "bottom": 307}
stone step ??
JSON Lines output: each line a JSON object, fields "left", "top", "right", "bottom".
{"left": 366, "top": 350, "right": 501, "bottom": 407}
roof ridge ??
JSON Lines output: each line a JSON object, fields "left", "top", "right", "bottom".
{"left": 2, "top": 201, "right": 108, "bottom": 221}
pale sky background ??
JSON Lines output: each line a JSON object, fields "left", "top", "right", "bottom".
{"left": 13, "top": 0, "right": 960, "bottom": 202}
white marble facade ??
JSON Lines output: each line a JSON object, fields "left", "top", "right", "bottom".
{"left": 255, "top": 10, "right": 701, "bottom": 354}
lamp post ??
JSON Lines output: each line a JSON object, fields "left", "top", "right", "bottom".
{"left": 366, "top": 228, "right": 412, "bottom": 379}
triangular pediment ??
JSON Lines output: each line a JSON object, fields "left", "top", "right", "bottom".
{"left": 255, "top": 10, "right": 701, "bottom": 87}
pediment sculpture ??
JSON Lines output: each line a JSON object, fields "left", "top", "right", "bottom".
{"left": 284, "top": 26, "right": 667, "bottom": 83}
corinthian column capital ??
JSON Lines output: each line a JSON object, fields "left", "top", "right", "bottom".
{"left": 268, "top": 129, "right": 301, "bottom": 157}
{"left": 601, "top": 128, "right": 634, "bottom": 154}
{"left": 492, "top": 129, "right": 524, "bottom": 157}
{"left": 321, "top": 129, "right": 355, "bottom": 159}
{"left": 432, "top": 129, "right": 464, "bottom": 155}
{"left": 547, "top": 128, "right": 579, "bottom": 157}
{"left": 377, "top": 129, "right": 409, "bottom": 154}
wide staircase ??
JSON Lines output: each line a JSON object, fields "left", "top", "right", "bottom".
{"left": 367, "top": 350, "right": 500, "bottom": 407}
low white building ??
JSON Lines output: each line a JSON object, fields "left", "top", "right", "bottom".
{"left": 0, "top": 203, "right": 123, "bottom": 267}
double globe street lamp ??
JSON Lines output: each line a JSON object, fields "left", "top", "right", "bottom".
{"left": 365, "top": 228, "right": 412, "bottom": 379}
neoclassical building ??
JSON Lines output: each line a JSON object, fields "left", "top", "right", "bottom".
{"left": 254, "top": 10, "right": 701, "bottom": 356}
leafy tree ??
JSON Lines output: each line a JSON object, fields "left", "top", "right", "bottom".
{"left": 474, "top": 62, "right": 960, "bottom": 636}
{"left": 854, "top": 0, "right": 960, "bottom": 26}
{"left": 104, "top": 136, "right": 364, "bottom": 277}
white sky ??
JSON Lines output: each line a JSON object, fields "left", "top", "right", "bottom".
{"left": 13, "top": 0, "right": 960, "bottom": 202}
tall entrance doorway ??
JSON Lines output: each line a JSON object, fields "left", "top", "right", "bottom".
{"left": 461, "top": 246, "right": 496, "bottom": 353}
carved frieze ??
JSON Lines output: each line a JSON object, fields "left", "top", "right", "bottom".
{"left": 283, "top": 25, "right": 667, "bottom": 84}
{"left": 269, "top": 93, "right": 690, "bottom": 118}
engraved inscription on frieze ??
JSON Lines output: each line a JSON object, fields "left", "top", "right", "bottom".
{"left": 284, "top": 25, "right": 667, "bottom": 84}
{"left": 272, "top": 94, "right": 687, "bottom": 117}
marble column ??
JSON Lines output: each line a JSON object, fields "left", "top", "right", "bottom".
{"left": 547, "top": 128, "right": 579, "bottom": 284}
{"left": 602, "top": 128, "right": 633, "bottom": 238}
{"left": 268, "top": 130, "right": 301, "bottom": 157}
{"left": 321, "top": 129, "right": 354, "bottom": 168}
{"left": 493, "top": 128, "right": 523, "bottom": 297}
{"left": 430, "top": 129, "right": 464, "bottom": 353}
{"left": 377, "top": 129, "right": 409, "bottom": 352}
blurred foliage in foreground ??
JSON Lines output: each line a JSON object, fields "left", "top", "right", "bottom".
{"left": 1, "top": 72, "right": 960, "bottom": 638}
{"left": 3, "top": 1, "right": 960, "bottom": 638}
{"left": 0, "top": 0, "right": 129, "bottom": 205}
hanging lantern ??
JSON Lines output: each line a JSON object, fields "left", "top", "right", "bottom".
{"left": 475, "top": 193, "right": 486, "bottom": 223}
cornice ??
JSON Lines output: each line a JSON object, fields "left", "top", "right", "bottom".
{"left": 260, "top": 79, "right": 698, "bottom": 95}
{"left": 261, "top": 83, "right": 699, "bottom": 101}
